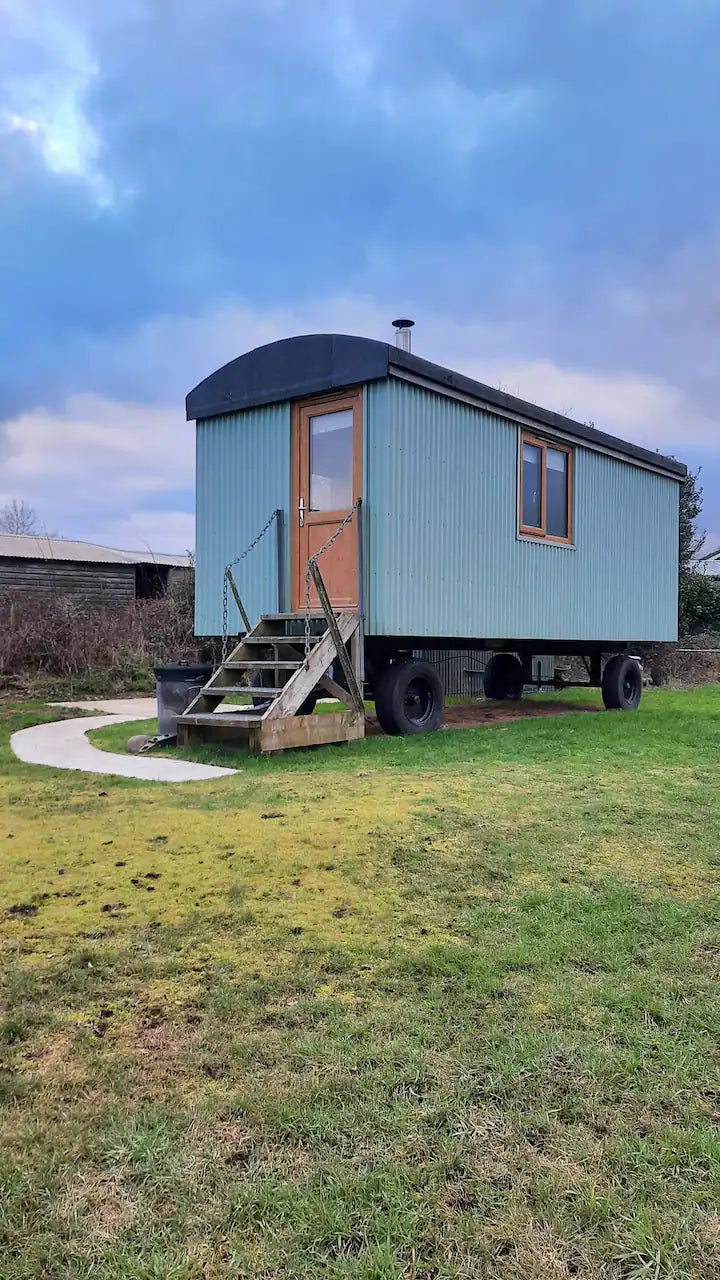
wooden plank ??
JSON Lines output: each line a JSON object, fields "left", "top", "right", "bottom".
{"left": 310, "top": 563, "right": 364, "bottom": 711}
{"left": 263, "top": 612, "right": 358, "bottom": 719}
{"left": 180, "top": 711, "right": 263, "bottom": 726}
{"left": 182, "top": 718, "right": 260, "bottom": 751}
{"left": 0, "top": 558, "right": 136, "bottom": 608}
{"left": 224, "top": 659, "right": 303, "bottom": 670}
{"left": 318, "top": 673, "right": 350, "bottom": 702}
{"left": 350, "top": 626, "right": 363, "bottom": 692}
{"left": 237, "top": 636, "right": 321, "bottom": 649}
{"left": 228, "top": 685, "right": 284, "bottom": 696}
{"left": 225, "top": 567, "right": 250, "bottom": 632}
{"left": 261, "top": 612, "right": 326, "bottom": 621}
{"left": 260, "top": 710, "right": 365, "bottom": 755}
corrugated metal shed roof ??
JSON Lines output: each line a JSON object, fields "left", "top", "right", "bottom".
{"left": 0, "top": 534, "right": 191, "bottom": 568}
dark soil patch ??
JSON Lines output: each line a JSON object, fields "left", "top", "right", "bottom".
{"left": 365, "top": 699, "right": 601, "bottom": 735}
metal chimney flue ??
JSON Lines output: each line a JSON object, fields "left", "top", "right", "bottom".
{"left": 392, "top": 318, "right": 414, "bottom": 352}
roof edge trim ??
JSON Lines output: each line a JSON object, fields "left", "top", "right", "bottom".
{"left": 388, "top": 349, "right": 686, "bottom": 480}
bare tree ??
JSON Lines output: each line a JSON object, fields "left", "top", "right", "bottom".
{"left": 0, "top": 499, "right": 42, "bottom": 535}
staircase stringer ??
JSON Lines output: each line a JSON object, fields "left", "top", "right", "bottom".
{"left": 183, "top": 618, "right": 284, "bottom": 716}
{"left": 262, "top": 612, "right": 359, "bottom": 720}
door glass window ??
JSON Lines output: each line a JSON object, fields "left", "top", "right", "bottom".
{"left": 310, "top": 408, "right": 354, "bottom": 510}
{"left": 546, "top": 447, "right": 568, "bottom": 538}
{"left": 521, "top": 442, "right": 542, "bottom": 529}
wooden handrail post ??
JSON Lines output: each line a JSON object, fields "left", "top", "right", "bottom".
{"left": 310, "top": 560, "right": 364, "bottom": 712}
{"left": 225, "top": 568, "right": 251, "bottom": 633}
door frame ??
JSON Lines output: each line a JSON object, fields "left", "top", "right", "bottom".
{"left": 290, "top": 387, "right": 363, "bottom": 611}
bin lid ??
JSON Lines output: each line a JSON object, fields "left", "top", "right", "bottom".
{"left": 154, "top": 663, "right": 213, "bottom": 681}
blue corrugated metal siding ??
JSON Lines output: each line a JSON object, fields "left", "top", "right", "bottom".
{"left": 366, "top": 379, "right": 679, "bottom": 642}
{"left": 195, "top": 403, "right": 290, "bottom": 636}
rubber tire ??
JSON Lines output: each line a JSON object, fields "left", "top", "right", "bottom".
{"left": 601, "top": 654, "right": 642, "bottom": 711}
{"left": 483, "top": 652, "right": 524, "bottom": 701}
{"left": 373, "top": 659, "right": 445, "bottom": 736}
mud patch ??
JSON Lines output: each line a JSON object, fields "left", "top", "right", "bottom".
{"left": 365, "top": 699, "right": 601, "bottom": 734}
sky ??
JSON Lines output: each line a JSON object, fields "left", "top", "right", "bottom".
{"left": 1, "top": 0, "right": 719, "bottom": 554}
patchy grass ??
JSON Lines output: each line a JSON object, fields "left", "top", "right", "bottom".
{"left": 1, "top": 689, "right": 720, "bottom": 1277}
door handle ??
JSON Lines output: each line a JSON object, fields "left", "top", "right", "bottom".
{"left": 298, "top": 497, "right": 306, "bottom": 527}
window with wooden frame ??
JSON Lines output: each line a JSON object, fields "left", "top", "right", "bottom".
{"left": 519, "top": 433, "right": 573, "bottom": 543}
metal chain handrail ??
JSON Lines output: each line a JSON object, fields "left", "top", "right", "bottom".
{"left": 222, "top": 510, "right": 279, "bottom": 660}
{"left": 304, "top": 499, "right": 361, "bottom": 659}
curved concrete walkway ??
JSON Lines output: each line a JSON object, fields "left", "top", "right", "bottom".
{"left": 11, "top": 706, "right": 236, "bottom": 783}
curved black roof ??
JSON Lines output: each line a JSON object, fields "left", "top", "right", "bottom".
{"left": 186, "top": 333, "right": 685, "bottom": 479}
{"left": 187, "top": 334, "right": 388, "bottom": 421}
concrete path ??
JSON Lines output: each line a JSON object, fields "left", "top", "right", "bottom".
{"left": 11, "top": 707, "right": 237, "bottom": 783}
{"left": 49, "top": 696, "right": 158, "bottom": 716}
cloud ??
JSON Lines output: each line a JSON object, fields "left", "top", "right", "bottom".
{"left": 90, "top": 508, "right": 195, "bottom": 556}
{"left": 0, "top": 394, "right": 193, "bottom": 549}
{"left": 0, "top": 2, "right": 112, "bottom": 202}
{"left": 373, "top": 80, "right": 543, "bottom": 156}
{"left": 474, "top": 359, "right": 716, "bottom": 456}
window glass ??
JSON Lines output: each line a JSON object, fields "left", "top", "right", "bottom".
{"left": 546, "top": 447, "right": 568, "bottom": 538}
{"left": 310, "top": 409, "right": 353, "bottom": 510}
{"left": 522, "top": 442, "right": 542, "bottom": 529}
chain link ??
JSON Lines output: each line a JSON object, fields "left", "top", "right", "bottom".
{"left": 222, "top": 510, "right": 278, "bottom": 660}
{"left": 304, "top": 500, "right": 361, "bottom": 659}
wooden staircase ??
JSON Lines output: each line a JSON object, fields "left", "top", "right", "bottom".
{"left": 176, "top": 611, "right": 365, "bottom": 755}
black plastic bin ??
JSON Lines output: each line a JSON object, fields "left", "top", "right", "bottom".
{"left": 154, "top": 664, "right": 213, "bottom": 737}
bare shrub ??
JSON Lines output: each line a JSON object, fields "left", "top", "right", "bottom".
{"left": 539, "top": 637, "right": 720, "bottom": 691}
{"left": 0, "top": 576, "right": 208, "bottom": 695}
{"left": 640, "top": 634, "right": 720, "bottom": 687}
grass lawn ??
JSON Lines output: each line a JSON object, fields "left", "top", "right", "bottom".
{"left": 1, "top": 688, "right": 719, "bottom": 1278}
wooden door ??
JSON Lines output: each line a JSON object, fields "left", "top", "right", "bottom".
{"left": 291, "top": 390, "right": 362, "bottom": 610}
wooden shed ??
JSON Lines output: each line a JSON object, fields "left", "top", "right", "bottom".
{"left": 179, "top": 328, "right": 686, "bottom": 753}
{"left": 0, "top": 535, "right": 191, "bottom": 608}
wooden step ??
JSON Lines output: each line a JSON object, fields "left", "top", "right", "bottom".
{"left": 218, "top": 659, "right": 303, "bottom": 671}
{"left": 261, "top": 612, "right": 327, "bottom": 621}
{"left": 180, "top": 711, "right": 264, "bottom": 726}
{"left": 212, "top": 685, "right": 285, "bottom": 697}
{"left": 235, "top": 637, "right": 321, "bottom": 650}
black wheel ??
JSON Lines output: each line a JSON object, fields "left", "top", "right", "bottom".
{"left": 373, "top": 659, "right": 445, "bottom": 736}
{"left": 602, "top": 655, "right": 642, "bottom": 711}
{"left": 483, "top": 652, "right": 524, "bottom": 701}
